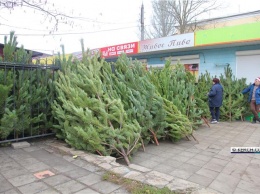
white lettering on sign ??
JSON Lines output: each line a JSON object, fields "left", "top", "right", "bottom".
{"left": 116, "top": 43, "right": 135, "bottom": 51}
{"left": 140, "top": 33, "right": 194, "bottom": 53}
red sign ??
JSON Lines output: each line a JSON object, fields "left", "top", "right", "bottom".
{"left": 100, "top": 42, "right": 139, "bottom": 58}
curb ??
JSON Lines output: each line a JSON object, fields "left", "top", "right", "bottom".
{"left": 45, "top": 140, "right": 218, "bottom": 194}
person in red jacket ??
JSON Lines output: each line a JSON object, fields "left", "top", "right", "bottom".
{"left": 242, "top": 77, "right": 260, "bottom": 123}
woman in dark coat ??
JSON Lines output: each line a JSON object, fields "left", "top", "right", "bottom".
{"left": 208, "top": 78, "right": 224, "bottom": 124}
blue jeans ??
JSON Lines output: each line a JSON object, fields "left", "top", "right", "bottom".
{"left": 210, "top": 107, "right": 220, "bottom": 121}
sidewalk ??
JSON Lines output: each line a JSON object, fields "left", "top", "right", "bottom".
{"left": 1, "top": 121, "right": 260, "bottom": 194}
{"left": 0, "top": 140, "right": 129, "bottom": 194}
{"left": 131, "top": 121, "right": 260, "bottom": 194}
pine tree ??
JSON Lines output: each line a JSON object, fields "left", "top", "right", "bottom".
{"left": 52, "top": 54, "right": 141, "bottom": 165}
{"left": 194, "top": 71, "right": 212, "bottom": 121}
{"left": 105, "top": 54, "right": 167, "bottom": 146}
{"left": 0, "top": 32, "right": 46, "bottom": 140}
{"left": 220, "top": 66, "right": 248, "bottom": 121}
{"left": 149, "top": 61, "right": 203, "bottom": 129}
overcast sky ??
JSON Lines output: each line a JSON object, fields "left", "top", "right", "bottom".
{"left": 0, "top": 0, "right": 260, "bottom": 55}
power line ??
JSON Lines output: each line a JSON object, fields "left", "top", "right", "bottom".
{"left": 0, "top": 25, "right": 143, "bottom": 36}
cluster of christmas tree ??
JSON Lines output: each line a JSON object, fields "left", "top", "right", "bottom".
{"left": 52, "top": 43, "right": 195, "bottom": 165}
{"left": 0, "top": 32, "right": 56, "bottom": 141}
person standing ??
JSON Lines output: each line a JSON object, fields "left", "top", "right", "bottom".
{"left": 208, "top": 78, "right": 224, "bottom": 124}
{"left": 242, "top": 77, "right": 260, "bottom": 123}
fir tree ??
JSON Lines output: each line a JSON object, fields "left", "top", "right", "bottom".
{"left": 149, "top": 61, "right": 203, "bottom": 129}
{"left": 194, "top": 71, "right": 212, "bottom": 121}
{"left": 52, "top": 55, "right": 141, "bottom": 165}
{"left": 105, "top": 54, "right": 167, "bottom": 146}
{"left": 220, "top": 66, "right": 248, "bottom": 121}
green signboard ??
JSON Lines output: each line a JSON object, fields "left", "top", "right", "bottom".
{"left": 195, "top": 22, "right": 260, "bottom": 46}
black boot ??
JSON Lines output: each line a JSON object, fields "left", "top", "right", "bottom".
{"left": 252, "top": 117, "right": 256, "bottom": 123}
{"left": 256, "top": 118, "right": 260, "bottom": 123}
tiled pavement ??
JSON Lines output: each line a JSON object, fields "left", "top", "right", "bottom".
{"left": 1, "top": 121, "right": 260, "bottom": 194}
{"left": 131, "top": 121, "right": 260, "bottom": 194}
{"left": 0, "top": 141, "right": 129, "bottom": 194}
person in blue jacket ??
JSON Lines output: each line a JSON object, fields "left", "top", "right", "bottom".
{"left": 242, "top": 77, "right": 260, "bottom": 123}
{"left": 208, "top": 78, "right": 224, "bottom": 124}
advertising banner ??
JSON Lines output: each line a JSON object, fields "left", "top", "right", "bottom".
{"left": 139, "top": 33, "right": 194, "bottom": 53}
{"left": 100, "top": 42, "right": 139, "bottom": 58}
{"left": 195, "top": 22, "right": 260, "bottom": 46}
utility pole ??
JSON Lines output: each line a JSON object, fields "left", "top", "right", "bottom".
{"left": 141, "top": 2, "right": 144, "bottom": 40}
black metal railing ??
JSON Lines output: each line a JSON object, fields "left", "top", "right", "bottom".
{"left": 0, "top": 62, "right": 60, "bottom": 143}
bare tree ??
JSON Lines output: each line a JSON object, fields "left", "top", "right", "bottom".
{"left": 148, "top": 0, "right": 176, "bottom": 38}
{"left": 0, "top": 0, "right": 82, "bottom": 32}
{"left": 147, "top": 0, "right": 221, "bottom": 38}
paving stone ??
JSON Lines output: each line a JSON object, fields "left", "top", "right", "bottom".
{"left": 241, "top": 172, "right": 260, "bottom": 186}
{"left": 18, "top": 158, "right": 40, "bottom": 166}
{"left": 98, "top": 163, "right": 112, "bottom": 170}
{"left": 172, "top": 155, "right": 191, "bottom": 163}
{"left": 161, "top": 158, "right": 183, "bottom": 168}
{"left": 196, "top": 168, "right": 219, "bottom": 179}
{"left": 250, "top": 158, "right": 260, "bottom": 165}
{"left": 110, "top": 187, "right": 130, "bottom": 194}
{"left": 0, "top": 161, "right": 21, "bottom": 172}
{"left": 146, "top": 171, "right": 173, "bottom": 182}
{"left": 237, "top": 180, "right": 260, "bottom": 194}
{"left": 24, "top": 162, "right": 50, "bottom": 172}
{"left": 232, "top": 155, "right": 252, "bottom": 165}
{"left": 213, "top": 154, "right": 233, "bottom": 161}
{"left": 178, "top": 151, "right": 197, "bottom": 158}
{"left": 23, "top": 146, "right": 41, "bottom": 152}
{"left": 244, "top": 165, "right": 260, "bottom": 178}
{"left": 91, "top": 181, "right": 121, "bottom": 194}
{"left": 8, "top": 174, "right": 37, "bottom": 187}
{"left": 0, "top": 179, "right": 14, "bottom": 193}
{"left": 123, "top": 171, "right": 142, "bottom": 179}
{"left": 178, "top": 163, "right": 201, "bottom": 173}
{"left": 186, "top": 158, "right": 207, "bottom": 167}
{"left": 1, "top": 167, "right": 29, "bottom": 179}
{"left": 53, "top": 163, "right": 78, "bottom": 173}
{"left": 203, "top": 162, "right": 225, "bottom": 173}
{"left": 148, "top": 155, "right": 168, "bottom": 163}
{"left": 170, "top": 169, "right": 193, "bottom": 180}
{"left": 208, "top": 158, "right": 229, "bottom": 167}
{"left": 74, "top": 188, "right": 100, "bottom": 194}
{"left": 18, "top": 182, "right": 49, "bottom": 194}
{"left": 11, "top": 142, "right": 30, "bottom": 149}
{"left": 193, "top": 154, "right": 212, "bottom": 162}
{"left": 77, "top": 173, "right": 102, "bottom": 186}
{"left": 37, "top": 188, "right": 60, "bottom": 194}
{"left": 63, "top": 167, "right": 92, "bottom": 179}
{"left": 54, "top": 180, "right": 86, "bottom": 194}
{"left": 188, "top": 173, "right": 213, "bottom": 187}
{"left": 208, "top": 173, "right": 240, "bottom": 194}
{"left": 138, "top": 160, "right": 160, "bottom": 169}
{"left": 1, "top": 189, "right": 20, "bottom": 194}
{"left": 128, "top": 164, "right": 151, "bottom": 172}
{"left": 43, "top": 174, "right": 71, "bottom": 186}
{"left": 81, "top": 163, "right": 101, "bottom": 172}
{"left": 200, "top": 150, "right": 217, "bottom": 156}
{"left": 153, "top": 164, "right": 175, "bottom": 174}
{"left": 167, "top": 178, "right": 200, "bottom": 192}
{"left": 233, "top": 187, "right": 253, "bottom": 194}
{"left": 221, "top": 161, "right": 247, "bottom": 178}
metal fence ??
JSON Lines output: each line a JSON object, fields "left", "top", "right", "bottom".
{"left": 0, "top": 62, "right": 60, "bottom": 143}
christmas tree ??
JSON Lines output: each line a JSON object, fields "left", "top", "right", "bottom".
{"left": 52, "top": 52, "right": 141, "bottom": 165}
{"left": 220, "top": 66, "right": 248, "bottom": 121}
{"left": 149, "top": 61, "right": 203, "bottom": 129}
